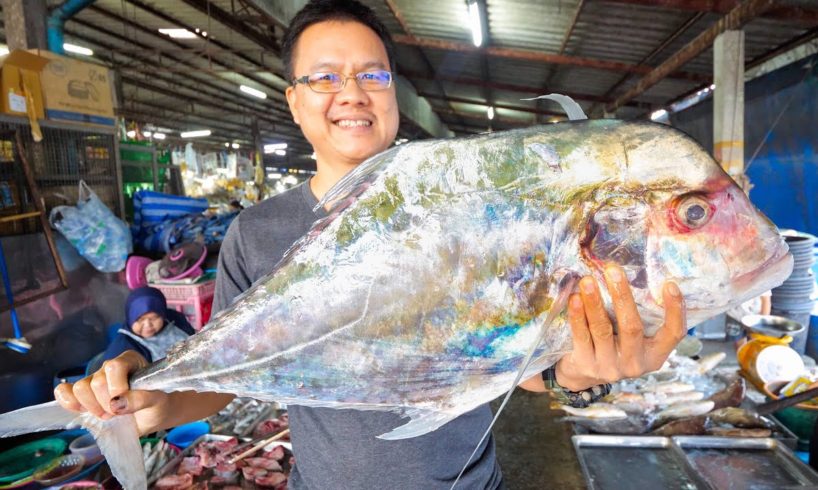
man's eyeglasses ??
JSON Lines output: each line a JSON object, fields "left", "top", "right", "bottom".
{"left": 292, "top": 70, "right": 394, "bottom": 93}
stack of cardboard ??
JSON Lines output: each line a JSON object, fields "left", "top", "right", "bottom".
{"left": 0, "top": 49, "right": 115, "bottom": 134}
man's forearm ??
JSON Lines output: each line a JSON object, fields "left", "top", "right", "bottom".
{"left": 143, "top": 392, "right": 234, "bottom": 435}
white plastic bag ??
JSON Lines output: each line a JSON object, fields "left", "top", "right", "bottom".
{"left": 49, "top": 181, "right": 132, "bottom": 272}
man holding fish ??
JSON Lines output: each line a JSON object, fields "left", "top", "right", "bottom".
{"left": 53, "top": 0, "right": 687, "bottom": 487}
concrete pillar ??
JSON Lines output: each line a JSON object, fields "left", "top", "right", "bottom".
{"left": 2, "top": 0, "right": 48, "bottom": 50}
{"left": 713, "top": 30, "right": 746, "bottom": 188}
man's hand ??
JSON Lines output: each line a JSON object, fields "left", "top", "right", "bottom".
{"left": 555, "top": 263, "right": 687, "bottom": 391}
{"left": 54, "top": 350, "right": 235, "bottom": 435}
{"left": 54, "top": 351, "right": 173, "bottom": 434}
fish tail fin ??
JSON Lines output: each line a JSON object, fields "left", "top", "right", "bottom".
{"left": 449, "top": 273, "right": 579, "bottom": 490}
{"left": 0, "top": 401, "right": 79, "bottom": 437}
{"left": 81, "top": 412, "right": 146, "bottom": 490}
{"left": 0, "top": 401, "right": 145, "bottom": 490}
{"left": 377, "top": 409, "right": 457, "bottom": 440}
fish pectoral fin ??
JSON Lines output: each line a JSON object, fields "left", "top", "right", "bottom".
{"left": 80, "top": 412, "right": 146, "bottom": 490}
{"left": 376, "top": 408, "right": 458, "bottom": 440}
{"left": 0, "top": 402, "right": 145, "bottom": 489}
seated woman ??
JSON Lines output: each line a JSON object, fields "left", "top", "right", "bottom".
{"left": 104, "top": 286, "right": 195, "bottom": 362}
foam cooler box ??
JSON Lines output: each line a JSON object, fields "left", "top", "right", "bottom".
{"left": 151, "top": 279, "right": 215, "bottom": 331}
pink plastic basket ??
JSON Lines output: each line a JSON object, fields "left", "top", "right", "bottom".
{"left": 151, "top": 280, "right": 215, "bottom": 330}
{"left": 125, "top": 256, "right": 154, "bottom": 289}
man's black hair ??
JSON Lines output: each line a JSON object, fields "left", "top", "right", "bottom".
{"left": 282, "top": 0, "right": 396, "bottom": 82}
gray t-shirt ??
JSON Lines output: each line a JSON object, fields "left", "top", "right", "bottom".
{"left": 213, "top": 181, "right": 503, "bottom": 489}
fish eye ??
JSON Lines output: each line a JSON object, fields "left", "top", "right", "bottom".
{"left": 676, "top": 195, "right": 712, "bottom": 229}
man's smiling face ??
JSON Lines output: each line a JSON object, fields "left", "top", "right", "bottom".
{"left": 285, "top": 20, "right": 400, "bottom": 172}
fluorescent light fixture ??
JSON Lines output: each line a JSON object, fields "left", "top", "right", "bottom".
{"left": 231, "top": 142, "right": 240, "bottom": 149}
{"left": 264, "top": 142, "right": 288, "bottom": 153}
{"left": 143, "top": 131, "right": 152, "bottom": 137}
{"left": 268, "top": 173, "right": 282, "bottom": 179}
{"left": 310, "top": 152, "right": 316, "bottom": 160}
{"left": 487, "top": 106, "right": 495, "bottom": 120}
{"left": 225, "top": 142, "right": 230, "bottom": 147}
{"left": 274, "top": 149, "right": 286, "bottom": 156}
{"left": 63, "top": 43, "right": 93, "bottom": 56}
{"left": 202, "top": 32, "right": 208, "bottom": 37}
{"left": 710, "top": 84, "right": 716, "bottom": 90}
{"left": 181, "top": 129, "right": 211, "bottom": 138}
{"left": 0, "top": 45, "right": 9, "bottom": 57}
{"left": 126, "top": 130, "right": 136, "bottom": 138}
{"left": 158, "top": 28, "right": 197, "bottom": 39}
{"left": 153, "top": 132, "right": 166, "bottom": 140}
{"left": 239, "top": 85, "right": 267, "bottom": 100}
{"left": 467, "top": 1, "right": 483, "bottom": 47}
{"left": 650, "top": 109, "right": 668, "bottom": 121}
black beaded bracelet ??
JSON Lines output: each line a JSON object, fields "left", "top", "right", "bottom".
{"left": 541, "top": 367, "right": 611, "bottom": 408}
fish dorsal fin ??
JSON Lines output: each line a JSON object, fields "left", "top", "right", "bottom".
{"left": 450, "top": 272, "right": 579, "bottom": 489}
{"left": 521, "top": 94, "right": 588, "bottom": 121}
{"left": 315, "top": 146, "right": 399, "bottom": 214}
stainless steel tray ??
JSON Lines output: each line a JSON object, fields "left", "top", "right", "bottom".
{"left": 572, "top": 435, "right": 708, "bottom": 490}
{"left": 573, "top": 435, "right": 818, "bottom": 490}
{"left": 569, "top": 413, "right": 799, "bottom": 449}
{"left": 672, "top": 436, "right": 818, "bottom": 489}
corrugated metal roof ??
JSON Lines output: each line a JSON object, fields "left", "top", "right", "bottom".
{"left": 1, "top": 0, "right": 812, "bottom": 160}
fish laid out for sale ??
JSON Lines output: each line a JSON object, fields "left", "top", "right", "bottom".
{"left": 0, "top": 115, "right": 792, "bottom": 489}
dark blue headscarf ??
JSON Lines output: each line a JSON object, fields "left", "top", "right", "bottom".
{"left": 125, "top": 286, "right": 168, "bottom": 328}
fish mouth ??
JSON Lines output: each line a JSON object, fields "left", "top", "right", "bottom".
{"left": 732, "top": 244, "right": 793, "bottom": 291}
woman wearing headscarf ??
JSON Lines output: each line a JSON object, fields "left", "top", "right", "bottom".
{"left": 103, "top": 286, "right": 195, "bottom": 362}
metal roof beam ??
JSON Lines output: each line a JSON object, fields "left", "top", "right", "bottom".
{"left": 419, "top": 93, "right": 564, "bottom": 117}
{"left": 124, "top": 99, "right": 311, "bottom": 151}
{"left": 239, "top": 0, "right": 308, "bottom": 28}
{"left": 178, "top": 0, "right": 280, "bottom": 54}
{"left": 599, "top": 0, "right": 818, "bottom": 24}
{"left": 64, "top": 24, "right": 296, "bottom": 125}
{"left": 384, "top": 0, "right": 462, "bottom": 132}
{"left": 435, "top": 108, "right": 528, "bottom": 127}
{"left": 606, "top": 0, "right": 775, "bottom": 113}
{"left": 392, "top": 34, "right": 709, "bottom": 81}
{"left": 121, "top": 0, "right": 288, "bottom": 92}
{"left": 590, "top": 11, "right": 705, "bottom": 115}
{"left": 401, "top": 70, "right": 651, "bottom": 108}
{"left": 84, "top": 6, "right": 287, "bottom": 100}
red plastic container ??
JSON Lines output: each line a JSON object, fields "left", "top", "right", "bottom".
{"left": 150, "top": 280, "right": 215, "bottom": 331}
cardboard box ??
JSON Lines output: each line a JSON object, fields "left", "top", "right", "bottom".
{"left": 0, "top": 50, "right": 47, "bottom": 120}
{"left": 29, "top": 50, "right": 115, "bottom": 126}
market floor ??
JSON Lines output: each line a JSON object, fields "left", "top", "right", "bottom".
{"left": 492, "top": 390, "right": 586, "bottom": 489}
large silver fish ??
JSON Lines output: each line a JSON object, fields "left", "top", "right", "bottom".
{"left": 0, "top": 119, "right": 792, "bottom": 488}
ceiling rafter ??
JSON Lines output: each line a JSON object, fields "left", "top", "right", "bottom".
{"left": 606, "top": 0, "right": 775, "bottom": 112}
{"left": 392, "top": 33, "right": 710, "bottom": 82}
{"left": 589, "top": 11, "right": 705, "bottom": 115}
{"left": 383, "top": 0, "right": 465, "bottom": 130}
{"left": 67, "top": 14, "right": 295, "bottom": 121}
{"left": 599, "top": 0, "right": 818, "bottom": 24}
{"left": 401, "top": 70, "right": 652, "bottom": 108}
{"left": 178, "top": 0, "right": 280, "bottom": 55}
{"left": 62, "top": 25, "right": 304, "bottom": 141}
{"left": 117, "top": 0, "right": 287, "bottom": 94}
{"left": 419, "top": 93, "right": 564, "bottom": 117}
{"left": 435, "top": 108, "right": 528, "bottom": 127}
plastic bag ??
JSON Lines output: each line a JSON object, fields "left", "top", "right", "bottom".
{"left": 49, "top": 181, "right": 132, "bottom": 272}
